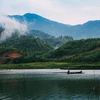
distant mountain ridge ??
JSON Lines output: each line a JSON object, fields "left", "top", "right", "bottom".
{"left": 9, "top": 13, "right": 100, "bottom": 39}
{"left": 9, "top": 13, "right": 71, "bottom": 37}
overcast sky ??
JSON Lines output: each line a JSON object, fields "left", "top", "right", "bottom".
{"left": 0, "top": 0, "right": 100, "bottom": 25}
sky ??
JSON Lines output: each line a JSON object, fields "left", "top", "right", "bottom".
{"left": 0, "top": 0, "right": 100, "bottom": 25}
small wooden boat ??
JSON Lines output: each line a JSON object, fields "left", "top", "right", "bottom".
{"left": 67, "top": 70, "right": 82, "bottom": 74}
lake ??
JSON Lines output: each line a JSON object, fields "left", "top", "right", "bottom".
{"left": 0, "top": 69, "right": 100, "bottom": 100}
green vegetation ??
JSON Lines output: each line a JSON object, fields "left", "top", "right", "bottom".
{"left": 0, "top": 46, "right": 17, "bottom": 55}
{"left": 0, "top": 35, "right": 52, "bottom": 56}
{"left": 0, "top": 62, "right": 100, "bottom": 69}
{"left": 61, "top": 50, "right": 100, "bottom": 63}
{"left": 47, "top": 38, "right": 100, "bottom": 57}
{"left": 0, "top": 62, "right": 66, "bottom": 69}
{"left": 1, "top": 37, "right": 100, "bottom": 69}
{"left": 46, "top": 38, "right": 100, "bottom": 63}
{"left": 0, "top": 35, "right": 53, "bottom": 64}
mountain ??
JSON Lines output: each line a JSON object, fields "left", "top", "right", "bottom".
{"left": 71, "top": 20, "right": 100, "bottom": 39}
{"left": 9, "top": 13, "right": 71, "bottom": 37}
{"left": 9, "top": 13, "right": 100, "bottom": 39}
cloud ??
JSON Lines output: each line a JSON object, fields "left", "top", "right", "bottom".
{"left": 0, "top": 0, "right": 100, "bottom": 25}
{"left": 0, "top": 15, "right": 27, "bottom": 41}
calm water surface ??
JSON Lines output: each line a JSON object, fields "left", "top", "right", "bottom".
{"left": 0, "top": 69, "right": 100, "bottom": 100}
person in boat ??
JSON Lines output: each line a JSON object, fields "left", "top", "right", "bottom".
{"left": 67, "top": 70, "right": 70, "bottom": 74}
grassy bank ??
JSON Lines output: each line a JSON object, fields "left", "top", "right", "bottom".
{"left": 0, "top": 62, "right": 100, "bottom": 69}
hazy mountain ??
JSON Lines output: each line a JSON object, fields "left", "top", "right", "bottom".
{"left": 0, "top": 24, "right": 73, "bottom": 48}
{"left": 9, "top": 13, "right": 100, "bottom": 39}
{"left": 29, "top": 30, "right": 73, "bottom": 48}
{"left": 9, "top": 13, "right": 71, "bottom": 36}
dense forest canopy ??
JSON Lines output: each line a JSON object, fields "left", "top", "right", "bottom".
{"left": 0, "top": 35, "right": 53, "bottom": 63}
{"left": 46, "top": 38, "right": 100, "bottom": 62}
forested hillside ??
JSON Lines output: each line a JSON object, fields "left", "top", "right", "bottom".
{"left": 46, "top": 38, "right": 100, "bottom": 62}
{"left": 1, "top": 35, "right": 100, "bottom": 63}
{"left": 0, "top": 35, "right": 53, "bottom": 63}
{"left": 0, "top": 35, "right": 53, "bottom": 54}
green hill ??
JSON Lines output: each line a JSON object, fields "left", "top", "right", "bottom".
{"left": 47, "top": 38, "right": 100, "bottom": 62}
{"left": 0, "top": 35, "right": 53, "bottom": 63}
{"left": 0, "top": 35, "right": 52, "bottom": 54}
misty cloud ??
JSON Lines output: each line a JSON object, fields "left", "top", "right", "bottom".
{"left": 0, "top": 15, "right": 27, "bottom": 41}
{"left": 0, "top": 0, "right": 100, "bottom": 25}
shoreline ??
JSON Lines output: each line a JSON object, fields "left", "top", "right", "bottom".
{"left": 0, "top": 62, "right": 100, "bottom": 70}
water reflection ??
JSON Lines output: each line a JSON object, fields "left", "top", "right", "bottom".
{"left": 0, "top": 70, "right": 100, "bottom": 100}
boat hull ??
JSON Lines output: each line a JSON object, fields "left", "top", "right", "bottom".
{"left": 67, "top": 71, "right": 82, "bottom": 74}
